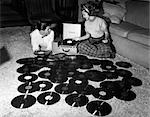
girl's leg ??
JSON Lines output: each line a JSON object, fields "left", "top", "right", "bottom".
{"left": 77, "top": 40, "right": 98, "bottom": 57}
{"left": 96, "top": 43, "right": 115, "bottom": 58}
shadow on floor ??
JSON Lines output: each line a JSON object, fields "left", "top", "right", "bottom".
{"left": 0, "top": 46, "right": 11, "bottom": 65}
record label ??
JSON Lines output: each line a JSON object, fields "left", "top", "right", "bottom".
{"left": 18, "top": 73, "right": 38, "bottom": 82}
{"left": 37, "top": 92, "right": 60, "bottom": 105}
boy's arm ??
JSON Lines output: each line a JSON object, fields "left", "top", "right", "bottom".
{"left": 46, "top": 30, "right": 54, "bottom": 51}
{"left": 30, "top": 30, "right": 40, "bottom": 52}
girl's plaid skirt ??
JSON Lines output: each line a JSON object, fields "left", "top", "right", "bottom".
{"left": 77, "top": 38, "right": 115, "bottom": 58}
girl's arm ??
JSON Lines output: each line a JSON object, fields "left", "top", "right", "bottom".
{"left": 73, "top": 32, "right": 90, "bottom": 41}
{"left": 101, "top": 20, "right": 109, "bottom": 43}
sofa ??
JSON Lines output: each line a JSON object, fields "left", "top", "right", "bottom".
{"left": 106, "top": 0, "right": 149, "bottom": 69}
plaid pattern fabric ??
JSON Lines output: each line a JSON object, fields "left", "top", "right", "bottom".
{"left": 77, "top": 38, "right": 114, "bottom": 58}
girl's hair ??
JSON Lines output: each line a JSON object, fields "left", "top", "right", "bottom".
{"left": 81, "top": 1, "right": 96, "bottom": 16}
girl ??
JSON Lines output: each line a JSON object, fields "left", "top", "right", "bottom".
{"left": 30, "top": 21, "right": 56, "bottom": 55}
{"left": 74, "top": 2, "right": 115, "bottom": 58}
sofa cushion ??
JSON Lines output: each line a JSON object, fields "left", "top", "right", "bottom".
{"left": 127, "top": 29, "right": 150, "bottom": 47}
{"left": 103, "top": 2, "right": 126, "bottom": 24}
{"left": 109, "top": 22, "right": 142, "bottom": 37}
{"left": 125, "top": 0, "right": 149, "bottom": 29}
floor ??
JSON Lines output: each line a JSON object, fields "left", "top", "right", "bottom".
{"left": 0, "top": 26, "right": 150, "bottom": 117}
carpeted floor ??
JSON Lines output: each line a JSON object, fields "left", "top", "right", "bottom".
{"left": 0, "top": 26, "right": 150, "bottom": 117}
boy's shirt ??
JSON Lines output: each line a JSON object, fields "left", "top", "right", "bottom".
{"left": 30, "top": 29, "right": 54, "bottom": 52}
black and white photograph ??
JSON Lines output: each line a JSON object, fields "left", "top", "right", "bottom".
{"left": 0, "top": 0, "right": 150, "bottom": 117}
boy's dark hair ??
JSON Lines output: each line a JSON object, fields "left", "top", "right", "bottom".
{"left": 36, "top": 21, "right": 50, "bottom": 31}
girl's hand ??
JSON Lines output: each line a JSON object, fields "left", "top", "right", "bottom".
{"left": 73, "top": 37, "right": 80, "bottom": 41}
{"left": 102, "top": 39, "right": 108, "bottom": 43}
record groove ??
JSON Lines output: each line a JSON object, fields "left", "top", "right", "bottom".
{"left": 85, "top": 70, "right": 106, "bottom": 82}
{"left": 16, "top": 57, "right": 35, "bottom": 64}
{"left": 54, "top": 83, "right": 74, "bottom": 94}
{"left": 65, "top": 93, "right": 89, "bottom": 107}
{"left": 11, "top": 95, "right": 36, "bottom": 109}
{"left": 115, "top": 90, "right": 136, "bottom": 101}
{"left": 38, "top": 70, "right": 51, "bottom": 79}
{"left": 76, "top": 85, "right": 95, "bottom": 95}
{"left": 18, "top": 82, "right": 39, "bottom": 93}
{"left": 86, "top": 100, "right": 112, "bottom": 116}
{"left": 115, "top": 61, "right": 132, "bottom": 68}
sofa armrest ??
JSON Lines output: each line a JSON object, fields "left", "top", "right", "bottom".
{"left": 109, "top": 21, "right": 144, "bottom": 37}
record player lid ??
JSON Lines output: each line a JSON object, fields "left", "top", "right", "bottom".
{"left": 63, "top": 23, "right": 81, "bottom": 40}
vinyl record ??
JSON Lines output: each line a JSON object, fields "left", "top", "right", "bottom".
{"left": 76, "top": 85, "right": 95, "bottom": 95}
{"left": 115, "top": 90, "right": 136, "bottom": 101}
{"left": 102, "top": 71, "right": 118, "bottom": 79}
{"left": 34, "top": 50, "right": 48, "bottom": 57}
{"left": 18, "top": 82, "right": 39, "bottom": 93}
{"left": 51, "top": 60, "right": 66, "bottom": 70}
{"left": 35, "top": 81, "right": 53, "bottom": 91}
{"left": 17, "top": 64, "right": 41, "bottom": 74}
{"left": 46, "top": 60, "right": 58, "bottom": 68}
{"left": 53, "top": 53, "right": 67, "bottom": 60}
{"left": 16, "top": 57, "right": 35, "bottom": 64}
{"left": 37, "top": 91, "right": 60, "bottom": 105}
{"left": 86, "top": 100, "right": 112, "bottom": 116}
{"left": 85, "top": 70, "right": 106, "bottom": 82}
{"left": 62, "top": 39, "right": 77, "bottom": 46}
{"left": 115, "top": 61, "right": 132, "bottom": 68}
{"left": 72, "top": 71, "right": 87, "bottom": 80}
{"left": 11, "top": 95, "right": 36, "bottom": 109}
{"left": 76, "top": 55, "right": 88, "bottom": 61}
{"left": 18, "top": 73, "right": 38, "bottom": 82}
{"left": 69, "top": 78, "right": 88, "bottom": 89}
{"left": 49, "top": 74, "right": 68, "bottom": 83}
{"left": 47, "top": 54, "right": 60, "bottom": 61}
{"left": 89, "top": 58, "right": 102, "bottom": 65}
{"left": 67, "top": 70, "right": 79, "bottom": 77}
{"left": 65, "top": 60, "right": 81, "bottom": 70}
{"left": 92, "top": 88, "right": 113, "bottom": 100}
{"left": 65, "top": 55, "right": 78, "bottom": 61}
{"left": 79, "top": 60, "right": 93, "bottom": 69}
{"left": 100, "top": 64, "right": 117, "bottom": 71}
{"left": 100, "top": 81, "right": 118, "bottom": 95}
{"left": 38, "top": 70, "right": 51, "bottom": 79}
{"left": 54, "top": 83, "right": 74, "bottom": 94}
{"left": 114, "top": 80, "right": 132, "bottom": 92}
{"left": 115, "top": 69, "right": 133, "bottom": 77}
{"left": 100, "top": 60, "right": 114, "bottom": 66}
{"left": 34, "top": 57, "right": 48, "bottom": 67}
{"left": 122, "top": 77, "right": 142, "bottom": 86}
{"left": 65, "top": 93, "right": 89, "bottom": 107}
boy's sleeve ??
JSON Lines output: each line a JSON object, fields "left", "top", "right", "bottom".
{"left": 46, "top": 30, "right": 54, "bottom": 51}
{"left": 30, "top": 30, "right": 39, "bottom": 52}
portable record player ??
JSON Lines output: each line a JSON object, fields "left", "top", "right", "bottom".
{"left": 52, "top": 23, "right": 81, "bottom": 55}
